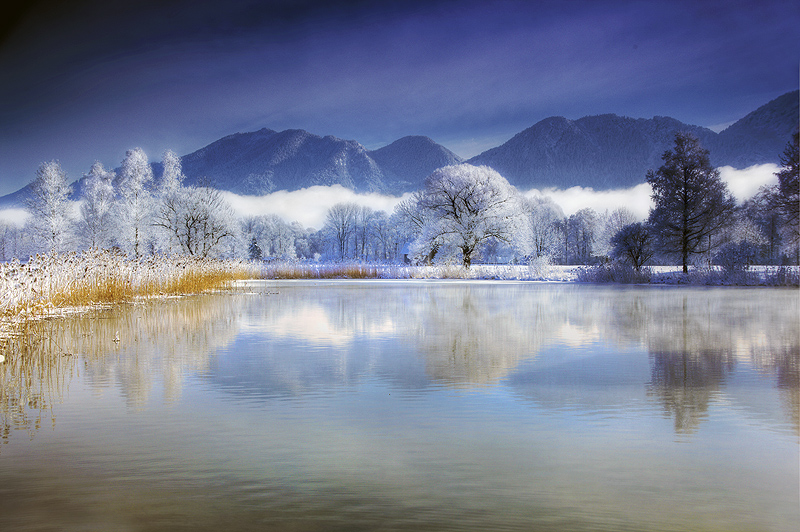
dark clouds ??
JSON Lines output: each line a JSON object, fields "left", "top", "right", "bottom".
{"left": 0, "top": 0, "right": 797, "bottom": 195}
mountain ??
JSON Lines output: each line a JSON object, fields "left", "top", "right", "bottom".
{"left": 368, "top": 136, "right": 463, "bottom": 191}
{"left": 468, "top": 90, "right": 798, "bottom": 189}
{"left": 166, "top": 129, "right": 462, "bottom": 196}
{"left": 1, "top": 90, "right": 796, "bottom": 208}
{"left": 177, "top": 128, "right": 387, "bottom": 195}
{"left": 714, "top": 91, "right": 800, "bottom": 167}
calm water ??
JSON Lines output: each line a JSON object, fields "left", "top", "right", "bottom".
{"left": 1, "top": 281, "right": 797, "bottom": 531}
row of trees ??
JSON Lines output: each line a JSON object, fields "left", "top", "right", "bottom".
{"left": 3, "top": 132, "right": 798, "bottom": 270}
{"left": 370, "top": 131, "right": 798, "bottom": 269}
{"left": 6, "top": 148, "right": 239, "bottom": 260}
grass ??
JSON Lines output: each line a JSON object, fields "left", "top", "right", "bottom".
{"left": 0, "top": 248, "right": 259, "bottom": 320}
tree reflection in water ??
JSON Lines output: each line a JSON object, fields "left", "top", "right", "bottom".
{"left": 1, "top": 283, "right": 797, "bottom": 444}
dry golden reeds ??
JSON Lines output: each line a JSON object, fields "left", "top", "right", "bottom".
{"left": 0, "top": 248, "right": 258, "bottom": 320}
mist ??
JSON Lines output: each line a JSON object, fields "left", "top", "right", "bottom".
{"left": 219, "top": 163, "right": 781, "bottom": 229}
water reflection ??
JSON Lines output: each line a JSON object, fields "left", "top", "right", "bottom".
{"left": 1, "top": 294, "right": 241, "bottom": 446}
{"left": 1, "top": 282, "right": 797, "bottom": 531}
{"left": 1, "top": 283, "right": 797, "bottom": 445}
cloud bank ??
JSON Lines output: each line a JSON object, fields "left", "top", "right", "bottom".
{"left": 718, "top": 163, "right": 779, "bottom": 200}
{"left": 525, "top": 183, "right": 654, "bottom": 220}
{"left": 0, "top": 208, "right": 30, "bottom": 227}
{"left": 221, "top": 186, "right": 412, "bottom": 229}
{"left": 1, "top": 164, "right": 778, "bottom": 236}
{"left": 222, "top": 163, "right": 779, "bottom": 230}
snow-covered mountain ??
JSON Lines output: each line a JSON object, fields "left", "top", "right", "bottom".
{"left": 468, "top": 91, "right": 798, "bottom": 189}
{"left": 369, "top": 136, "right": 463, "bottom": 192}
{"left": 177, "top": 128, "right": 390, "bottom": 195}
{"left": 1, "top": 90, "right": 796, "bottom": 208}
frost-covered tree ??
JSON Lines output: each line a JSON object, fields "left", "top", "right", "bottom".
{"left": 521, "top": 195, "right": 564, "bottom": 259}
{"left": 26, "top": 160, "right": 74, "bottom": 252}
{"left": 153, "top": 149, "right": 187, "bottom": 254}
{"left": 371, "top": 211, "right": 400, "bottom": 261}
{"left": 79, "top": 161, "right": 115, "bottom": 249}
{"left": 596, "top": 207, "right": 638, "bottom": 258}
{"left": 415, "top": 164, "right": 523, "bottom": 268}
{"left": 647, "top": 133, "right": 736, "bottom": 273}
{"left": 394, "top": 191, "right": 440, "bottom": 263}
{"left": 352, "top": 205, "right": 375, "bottom": 261}
{"left": 116, "top": 148, "right": 155, "bottom": 258}
{"left": 567, "top": 208, "right": 599, "bottom": 264}
{"left": 324, "top": 202, "right": 358, "bottom": 260}
{"left": 154, "top": 185, "right": 236, "bottom": 257}
{"left": 741, "top": 187, "right": 781, "bottom": 263}
{"left": 160, "top": 149, "right": 184, "bottom": 196}
{"left": 0, "top": 221, "right": 25, "bottom": 261}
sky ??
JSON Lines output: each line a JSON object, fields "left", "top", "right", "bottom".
{"left": 0, "top": 0, "right": 798, "bottom": 198}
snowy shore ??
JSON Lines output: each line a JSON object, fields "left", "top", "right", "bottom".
{"left": 1, "top": 249, "right": 257, "bottom": 321}
{"left": 256, "top": 262, "right": 799, "bottom": 286}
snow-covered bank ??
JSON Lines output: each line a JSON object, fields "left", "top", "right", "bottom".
{"left": 257, "top": 262, "right": 799, "bottom": 286}
{"left": 258, "top": 261, "right": 580, "bottom": 281}
{"left": 1, "top": 249, "right": 258, "bottom": 321}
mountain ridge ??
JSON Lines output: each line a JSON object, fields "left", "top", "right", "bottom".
{"left": 1, "top": 90, "right": 796, "bottom": 208}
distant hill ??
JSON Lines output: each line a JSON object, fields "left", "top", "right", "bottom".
{"left": 177, "top": 128, "right": 389, "bottom": 195}
{"left": 368, "top": 136, "right": 464, "bottom": 192}
{"left": 713, "top": 91, "right": 800, "bottom": 168}
{"left": 1, "top": 90, "right": 796, "bottom": 208}
{"left": 468, "top": 91, "right": 798, "bottom": 189}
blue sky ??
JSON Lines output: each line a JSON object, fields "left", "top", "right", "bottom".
{"left": 0, "top": 0, "right": 797, "bottom": 195}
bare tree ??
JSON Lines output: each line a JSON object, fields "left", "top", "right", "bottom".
{"left": 154, "top": 185, "right": 236, "bottom": 257}
{"left": 611, "top": 222, "right": 653, "bottom": 271}
{"left": 324, "top": 202, "right": 358, "bottom": 260}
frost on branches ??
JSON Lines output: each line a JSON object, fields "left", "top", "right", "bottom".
{"left": 153, "top": 150, "right": 238, "bottom": 258}
{"left": 116, "top": 148, "right": 155, "bottom": 259}
{"left": 414, "top": 164, "right": 526, "bottom": 268}
{"left": 27, "top": 160, "right": 74, "bottom": 253}
{"left": 80, "top": 161, "right": 115, "bottom": 249}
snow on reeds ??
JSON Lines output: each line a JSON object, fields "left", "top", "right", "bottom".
{"left": 258, "top": 260, "right": 798, "bottom": 286}
{"left": 258, "top": 258, "right": 575, "bottom": 281}
{"left": 0, "top": 248, "right": 258, "bottom": 319}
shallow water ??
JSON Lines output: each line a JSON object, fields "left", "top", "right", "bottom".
{"left": 1, "top": 281, "right": 797, "bottom": 531}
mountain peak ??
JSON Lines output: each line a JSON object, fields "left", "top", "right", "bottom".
{"left": 369, "top": 136, "right": 463, "bottom": 191}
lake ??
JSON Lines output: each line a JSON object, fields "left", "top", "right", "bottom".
{"left": 1, "top": 281, "right": 797, "bottom": 531}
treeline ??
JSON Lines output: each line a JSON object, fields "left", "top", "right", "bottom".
{"left": 322, "top": 132, "right": 799, "bottom": 270}
{"left": 1, "top": 132, "right": 798, "bottom": 272}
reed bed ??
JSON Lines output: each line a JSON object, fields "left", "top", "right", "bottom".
{"left": 0, "top": 248, "right": 258, "bottom": 320}
{"left": 258, "top": 259, "right": 572, "bottom": 281}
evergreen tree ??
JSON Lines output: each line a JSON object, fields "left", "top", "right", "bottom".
{"left": 647, "top": 133, "right": 736, "bottom": 273}
{"left": 248, "top": 237, "right": 262, "bottom": 261}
